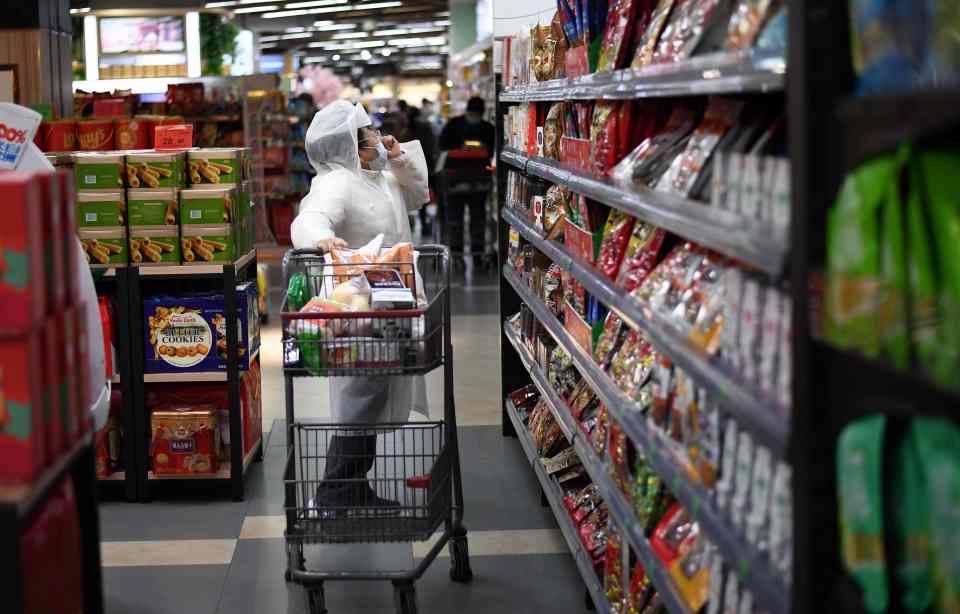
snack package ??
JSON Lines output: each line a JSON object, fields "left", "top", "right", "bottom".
{"left": 73, "top": 152, "right": 124, "bottom": 190}
{"left": 627, "top": 562, "right": 652, "bottom": 614}
{"left": 545, "top": 103, "right": 566, "bottom": 160}
{"left": 707, "top": 548, "right": 725, "bottom": 614}
{"left": 615, "top": 222, "right": 667, "bottom": 291}
{"left": 76, "top": 190, "right": 125, "bottom": 228}
{"left": 150, "top": 404, "right": 220, "bottom": 475}
{"left": 129, "top": 226, "right": 180, "bottom": 266}
{"left": 126, "top": 151, "right": 185, "bottom": 189}
{"left": 837, "top": 416, "right": 888, "bottom": 613}
{"left": 657, "top": 98, "right": 743, "bottom": 197}
{"left": 693, "top": 388, "right": 720, "bottom": 487}
{"left": 595, "top": 311, "right": 627, "bottom": 368}
{"left": 591, "top": 102, "right": 621, "bottom": 176}
{"left": 669, "top": 527, "right": 711, "bottom": 611}
{"left": 631, "top": 0, "right": 677, "bottom": 67}
{"left": 651, "top": 503, "right": 693, "bottom": 565}
{"left": 605, "top": 527, "right": 625, "bottom": 604}
{"left": 745, "top": 443, "right": 772, "bottom": 550}
{"left": 891, "top": 421, "right": 933, "bottom": 613}
{"left": 79, "top": 228, "right": 128, "bottom": 268}
{"left": 611, "top": 331, "right": 657, "bottom": 402}
{"left": 723, "top": 573, "right": 740, "bottom": 614}
{"left": 725, "top": 0, "right": 778, "bottom": 50}
{"left": 730, "top": 429, "right": 754, "bottom": 530}
{"left": 716, "top": 418, "right": 738, "bottom": 512}
{"left": 180, "top": 187, "right": 237, "bottom": 225}
{"left": 597, "top": 0, "right": 641, "bottom": 71}
{"left": 544, "top": 185, "right": 569, "bottom": 239}
{"left": 652, "top": 0, "right": 724, "bottom": 64}
{"left": 597, "top": 210, "right": 636, "bottom": 280}
{"left": 188, "top": 148, "right": 244, "bottom": 185}
{"left": 181, "top": 225, "right": 235, "bottom": 264}
{"left": 128, "top": 188, "right": 179, "bottom": 227}
{"left": 612, "top": 105, "right": 698, "bottom": 187}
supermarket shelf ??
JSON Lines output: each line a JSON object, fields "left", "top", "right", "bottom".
{"left": 503, "top": 397, "right": 612, "bottom": 614}
{"left": 183, "top": 115, "right": 242, "bottom": 123}
{"left": 503, "top": 268, "right": 790, "bottom": 612}
{"left": 148, "top": 436, "right": 262, "bottom": 481}
{"left": 136, "top": 249, "right": 257, "bottom": 278}
{"left": 500, "top": 49, "right": 785, "bottom": 102}
{"left": 502, "top": 207, "right": 789, "bottom": 455}
{"left": 142, "top": 347, "right": 260, "bottom": 384}
{"left": 504, "top": 323, "right": 693, "bottom": 614}
{"left": 500, "top": 150, "right": 787, "bottom": 275}
{"left": 814, "top": 340, "right": 960, "bottom": 423}
{"left": 0, "top": 434, "right": 91, "bottom": 519}
{"left": 836, "top": 88, "right": 960, "bottom": 168}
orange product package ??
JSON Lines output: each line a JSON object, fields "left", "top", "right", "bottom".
{"left": 115, "top": 116, "right": 150, "bottom": 150}
{"left": 76, "top": 118, "right": 114, "bottom": 151}
{"left": 0, "top": 327, "right": 47, "bottom": 483}
{"left": 42, "top": 119, "right": 77, "bottom": 152}
{"left": 151, "top": 404, "right": 220, "bottom": 476}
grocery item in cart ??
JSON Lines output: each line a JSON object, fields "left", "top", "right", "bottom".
{"left": 79, "top": 228, "right": 128, "bottom": 267}
{"left": 76, "top": 190, "right": 125, "bottom": 228}
{"left": 73, "top": 152, "right": 124, "bottom": 190}
{"left": 128, "top": 188, "right": 179, "bottom": 226}
{"left": 130, "top": 226, "right": 181, "bottom": 265}
{"left": 126, "top": 151, "right": 185, "bottom": 189}
{"left": 151, "top": 405, "right": 220, "bottom": 475}
{"left": 143, "top": 283, "right": 259, "bottom": 374}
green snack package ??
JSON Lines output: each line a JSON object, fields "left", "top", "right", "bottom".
{"left": 915, "top": 149, "right": 960, "bottom": 387}
{"left": 129, "top": 227, "right": 181, "bottom": 266}
{"left": 892, "top": 421, "right": 933, "bottom": 613}
{"left": 837, "top": 414, "right": 888, "bottom": 614}
{"left": 287, "top": 272, "right": 310, "bottom": 312}
{"left": 78, "top": 228, "right": 128, "bottom": 268}
{"left": 878, "top": 149, "right": 911, "bottom": 369}
{"left": 73, "top": 153, "right": 125, "bottom": 190}
{"left": 76, "top": 190, "right": 126, "bottom": 228}
{"left": 826, "top": 154, "right": 900, "bottom": 356}
{"left": 181, "top": 225, "right": 235, "bottom": 264}
{"left": 911, "top": 417, "right": 960, "bottom": 614}
{"left": 127, "top": 188, "right": 179, "bottom": 227}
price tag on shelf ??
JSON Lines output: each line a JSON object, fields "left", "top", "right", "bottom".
{"left": 154, "top": 124, "right": 193, "bottom": 150}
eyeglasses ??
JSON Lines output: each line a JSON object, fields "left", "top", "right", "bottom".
{"left": 358, "top": 129, "right": 382, "bottom": 149}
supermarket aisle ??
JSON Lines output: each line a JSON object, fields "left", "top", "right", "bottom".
{"left": 98, "top": 271, "right": 592, "bottom": 614}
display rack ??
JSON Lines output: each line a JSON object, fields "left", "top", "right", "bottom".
{"left": 243, "top": 92, "right": 285, "bottom": 245}
{"left": 497, "top": 29, "right": 791, "bottom": 614}
{"left": 447, "top": 36, "right": 496, "bottom": 122}
{"left": 93, "top": 267, "right": 138, "bottom": 500}
{"left": 127, "top": 251, "right": 264, "bottom": 502}
{"left": 0, "top": 434, "right": 104, "bottom": 614}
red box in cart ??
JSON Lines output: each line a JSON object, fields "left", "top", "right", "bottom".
{"left": 0, "top": 173, "right": 46, "bottom": 334}
{"left": 0, "top": 327, "right": 47, "bottom": 483}
{"left": 56, "top": 169, "right": 79, "bottom": 305}
{"left": 34, "top": 171, "right": 66, "bottom": 311}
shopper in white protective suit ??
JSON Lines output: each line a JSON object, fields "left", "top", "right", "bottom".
{"left": 291, "top": 100, "right": 430, "bottom": 515}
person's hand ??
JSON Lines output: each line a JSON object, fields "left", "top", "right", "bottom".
{"left": 315, "top": 237, "right": 348, "bottom": 253}
{"left": 382, "top": 134, "right": 404, "bottom": 160}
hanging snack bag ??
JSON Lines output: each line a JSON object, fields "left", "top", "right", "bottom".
{"left": 595, "top": 311, "right": 626, "bottom": 367}
{"left": 616, "top": 222, "right": 667, "bottom": 291}
{"left": 651, "top": 503, "right": 693, "bottom": 565}
{"left": 723, "top": 573, "right": 740, "bottom": 614}
{"left": 605, "top": 527, "right": 625, "bottom": 604}
{"left": 544, "top": 185, "right": 569, "bottom": 240}
{"left": 745, "top": 443, "right": 773, "bottom": 550}
{"left": 613, "top": 106, "right": 698, "bottom": 187}
{"left": 706, "top": 548, "right": 725, "bottom": 614}
{"left": 591, "top": 102, "right": 621, "bottom": 176}
{"left": 627, "top": 562, "right": 653, "bottom": 614}
{"left": 670, "top": 529, "right": 711, "bottom": 611}
{"left": 631, "top": 0, "right": 677, "bottom": 67}
{"left": 597, "top": 209, "right": 636, "bottom": 280}
{"left": 544, "top": 103, "right": 566, "bottom": 159}
{"left": 652, "top": 0, "right": 725, "bottom": 64}
{"left": 657, "top": 97, "right": 743, "bottom": 197}
{"left": 597, "top": 0, "right": 641, "bottom": 71}
{"left": 725, "top": 0, "right": 778, "bottom": 50}
{"left": 837, "top": 416, "right": 888, "bottom": 614}
{"left": 730, "top": 429, "right": 754, "bottom": 530}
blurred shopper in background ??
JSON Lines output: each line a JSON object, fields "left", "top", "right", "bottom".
{"left": 438, "top": 96, "right": 495, "bottom": 265}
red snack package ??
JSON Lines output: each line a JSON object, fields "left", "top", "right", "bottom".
{"left": 616, "top": 222, "right": 667, "bottom": 291}
{"left": 151, "top": 404, "right": 220, "bottom": 475}
{"left": 650, "top": 503, "right": 695, "bottom": 565}
{"left": 631, "top": 0, "right": 677, "bottom": 68}
{"left": 598, "top": 0, "right": 641, "bottom": 71}
{"left": 653, "top": 0, "right": 724, "bottom": 64}
{"left": 668, "top": 521, "right": 710, "bottom": 610}
{"left": 594, "top": 311, "right": 626, "bottom": 368}
{"left": 609, "top": 421, "right": 630, "bottom": 493}
{"left": 597, "top": 210, "right": 636, "bottom": 280}
{"left": 605, "top": 527, "right": 624, "bottom": 603}
{"left": 591, "top": 102, "right": 621, "bottom": 176}
{"left": 627, "top": 562, "right": 653, "bottom": 613}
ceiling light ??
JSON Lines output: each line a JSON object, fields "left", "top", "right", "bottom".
{"left": 304, "top": 56, "right": 328, "bottom": 63}
{"left": 70, "top": 6, "right": 92, "bottom": 12}
{"left": 262, "top": 8, "right": 309, "bottom": 16}
{"left": 281, "top": 32, "right": 314, "bottom": 39}
{"left": 314, "top": 23, "right": 357, "bottom": 30}
{"left": 233, "top": 4, "right": 279, "bottom": 12}
{"left": 445, "top": 80, "right": 454, "bottom": 87}
{"left": 332, "top": 31, "right": 369, "bottom": 39}
{"left": 314, "top": 20, "right": 333, "bottom": 25}
{"left": 373, "top": 27, "right": 440, "bottom": 36}
{"left": 381, "top": 48, "right": 392, "bottom": 56}
{"left": 360, "top": 49, "right": 372, "bottom": 60}
{"left": 332, "top": 54, "right": 341, "bottom": 60}
{"left": 258, "top": 35, "right": 281, "bottom": 41}
{"left": 310, "top": 40, "right": 385, "bottom": 50}
{"left": 433, "top": 19, "right": 450, "bottom": 26}
{"left": 285, "top": 26, "right": 307, "bottom": 32}
{"left": 389, "top": 36, "right": 445, "bottom": 46}
{"left": 239, "top": 0, "right": 277, "bottom": 4}
{"left": 358, "top": 1, "right": 402, "bottom": 8}
{"left": 285, "top": 0, "right": 347, "bottom": 8}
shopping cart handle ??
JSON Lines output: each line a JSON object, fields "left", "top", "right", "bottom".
{"left": 406, "top": 474, "right": 432, "bottom": 489}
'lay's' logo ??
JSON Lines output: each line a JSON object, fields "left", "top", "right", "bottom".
{"left": 0, "top": 122, "right": 27, "bottom": 144}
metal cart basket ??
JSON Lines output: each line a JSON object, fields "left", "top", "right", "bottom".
{"left": 280, "top": 245, "right": 471, "bottom": 614}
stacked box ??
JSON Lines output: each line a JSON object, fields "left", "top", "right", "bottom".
{"left": 73, "top": 152, "right": 124, "bottom": 190}
{"left": 0, "top": 173, "right": 46, "bottom": 333}
{"left": 126, "top": 151, "right": 185, "bottom": 189}
{"left": 74, "top": 151, "right": 129, "bottom": 268}
{"left": 130, "top": 227, "right": 181, "bottom": 265}
{"left": 128, "top": 188, "right": 179, "bottom": 227}
{"left": 188, "top": 148, "right": 243, "bottom": 185}
{"left": 181, "top": 226, "right": 235, "bottom": 264}
{"left": 0, "top": 328, "right": 47, "bottom": 482}
{"left": 180, "top": 186, "right": 239, "bottom": 264}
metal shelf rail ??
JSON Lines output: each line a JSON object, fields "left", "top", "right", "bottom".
{"left": 501, "top": 150, "right": 787, "bottom": 275}
{"left": 502, "top": 206, "right": 789, "bottom": 455}
{"left": 500, "top": 48, "right": 785, "bottom": 102}
{"left": 503, "top": 266, "right": 790, "bottom": 614}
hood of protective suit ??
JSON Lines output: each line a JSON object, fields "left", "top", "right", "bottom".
{"left": 305, "top": 99, "right": 372, "bottom": 177}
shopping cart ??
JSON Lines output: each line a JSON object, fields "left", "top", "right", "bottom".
{"left": 280, "top": 245, "right": 471, "bottom": 614}
{"left": 436, "top": 148, "right": 496, "bottom": 269}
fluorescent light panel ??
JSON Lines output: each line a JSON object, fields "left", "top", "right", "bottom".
{"left": 285, "top": 0, "right": 348, "bottom": 8}
{"left": 303, "top": 56, "right": 329, "bottom": 63}
{"left": 315, "top": 23, "right": 357, "bottom": 30}
{"left": 372, "top": 27, "right": 441, "bottom": 36}
{"left": 83, "top": 15, "right": 98, "bottom": 80}
{"left": 234, "top": 4, "right": 280, "bottom": 12}
{"left": 332, "top": 31, "right": 369, "bottom": 39}
{"left": 186, "top": 12, "right": 201, "bottom": 77}
{"left": 70, "top": 6, "right": 92, "bottom": 12}
{"left": 280, "top": 32, "right": 314, "bottom": 39}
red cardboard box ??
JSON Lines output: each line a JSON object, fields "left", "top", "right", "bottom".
{"left": 0, "top": 327, "right": 47, "bottom": 483}
{"left": 0, "top": 173, "right": 46, "bottom": 334}
{"left": 72, "top": 302, "right": 91, "bottom": 435}
{"left": 60, "top": 310, "right": 81, "bottom": 444}
{"left": 34, "top": 172, "right": 66, "bottom": 311}
{"left": 56, "top": 170, "right": 79, "bottom": 305}
{"left": 43, "top": 319, "right": 64, "bottom": 459}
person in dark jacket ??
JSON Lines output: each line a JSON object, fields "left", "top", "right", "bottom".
{"left": 407, "top": 106, "right": 439, "bottom": 236}
{"left": 438, "top": 97, "right": 495, "bottom": 263}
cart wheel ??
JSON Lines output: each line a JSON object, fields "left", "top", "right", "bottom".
{"left": 307, "top": 584, "right": 326, "bottom": 614}
{"left": 449, "top": 527, "right": 473, "bottom": 583}
{"left": 393, "top": 581, "right": 418, "bottom": 614}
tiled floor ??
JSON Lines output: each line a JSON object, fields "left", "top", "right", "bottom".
{"left": 98, "top": 264, "right": 590, "bottom": 614}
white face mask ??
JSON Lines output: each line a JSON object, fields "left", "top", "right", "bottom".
{"left": 363, "top": 141, "right": 388, "bottom": 171}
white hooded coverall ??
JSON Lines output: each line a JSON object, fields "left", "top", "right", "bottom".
{"left": 291, "top": 100, "right": 430, "bottom": 424}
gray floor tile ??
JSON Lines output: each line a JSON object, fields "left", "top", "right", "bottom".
{"left": 104, "top": 565, "right": 228, "bottom": 614}
{"left": 218, "top": 538, "right": 587, "bottom": 614}
{"left": 99, "top": 500, "right": 249, "bottom": 541}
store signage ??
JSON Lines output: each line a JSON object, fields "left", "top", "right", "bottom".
{"left": 0, "top": 103, "right": 42, "bottom": 170}
{"left": 154, "top": 124, "right": 193, "bottom": 150}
